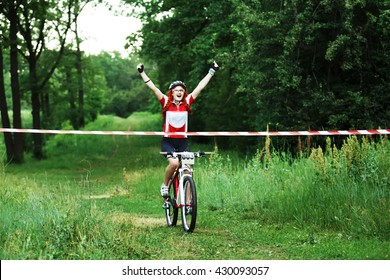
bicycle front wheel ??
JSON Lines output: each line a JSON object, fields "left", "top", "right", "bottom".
{"left": 181, "top": 176, "right": 197, "bottom": 232}
{"left": 164, "top": 179, "right": 178, "bottom": 227}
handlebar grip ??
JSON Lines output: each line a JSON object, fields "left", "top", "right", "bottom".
{"left": 197, "top": 151, "right": 214, "bottom": 157}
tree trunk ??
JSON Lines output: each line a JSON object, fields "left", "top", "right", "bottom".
{"left": 17, "top": 0, "right": 74, "bottom": 159}
{"left": 66, "top": 65, "right": 78, "bottom": 129}
{"left": 9, "top": 2, "right": 24, "bottom": 163}
{"left": 75, "top": 19, "right": 84, "bottom": 128}
{"left": 0, "top": 36, "right": 15, "bottom": 163}
{"left": 41, "top": 89, "right": 50, "bottom": 128}
{"left": 28, "top": 54, "right": 43, "bottom": 159}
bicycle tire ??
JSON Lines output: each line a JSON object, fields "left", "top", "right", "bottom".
{"left": 181, "top": 176, "right": 197, "bottom": 232}
{"left": 164, "top": 178, "right": 178, "bottom": 227}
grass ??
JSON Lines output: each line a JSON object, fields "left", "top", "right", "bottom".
{"left": 0, "top": 112, "right": 389, "bottom": 260}
{"left": 198, "top": 136, "right": 390, "bottom": 238}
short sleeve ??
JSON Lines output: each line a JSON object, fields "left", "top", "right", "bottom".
{"left": 160, "top": 95, "right": 168, "bottom": 107}
{"left": 186, "top": 95, "right": 194, "bottom": 106}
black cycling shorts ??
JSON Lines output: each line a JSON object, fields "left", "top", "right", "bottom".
{"left": 161, "top": 137, "right": 189, "bottom": 155}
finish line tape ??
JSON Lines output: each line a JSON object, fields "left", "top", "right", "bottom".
{"left": 0, "top": 128, "right": 389, "bottom": 136}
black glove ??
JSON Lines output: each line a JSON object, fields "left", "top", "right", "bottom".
{"left": 211, "top": 61, "right": 219, "bottom": 71}
{"left": 137, "top": 64, "right": 144, "bottom": 73}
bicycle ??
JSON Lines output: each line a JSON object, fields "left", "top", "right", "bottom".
{"left": 160, "top": 151, "right": 211, "bottom": 232}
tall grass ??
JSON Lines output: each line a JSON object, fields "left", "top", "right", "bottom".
{"left": 198, "top": 135, "right": 390, "bottom": 239}
{"left": 0, "top": 113, "right": 166, "bottom": 260}
{"left": 0, "top": 173, "right": 163, "bottom": 259}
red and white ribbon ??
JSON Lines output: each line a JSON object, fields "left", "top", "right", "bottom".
{"left": 0, "top": 128, "right": 389, "bottom": 136}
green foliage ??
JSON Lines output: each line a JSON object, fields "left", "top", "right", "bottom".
{"left": 231, "top": 0, "right": 390, "bottom": 131}
{"left": 42, "top": 51, "right": 151, "bottom": 129}
{"left": 93, "top": 52, "right": 153, "bottom": 117}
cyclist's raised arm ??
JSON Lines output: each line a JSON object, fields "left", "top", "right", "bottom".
{"left": 190, "top": 61, "right": 219, "bottom": 100}
{"left": 137, "top": 64, "right": 164, "bottom": 101}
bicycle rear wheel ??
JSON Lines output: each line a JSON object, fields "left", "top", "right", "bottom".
{"left": 164, "top": 178, "right": 178, "bottom": 227}
{"left": 181, "top": 176, "right": 197, "bottom": 232}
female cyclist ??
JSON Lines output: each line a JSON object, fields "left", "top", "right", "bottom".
{"left": 136, "top": 61, "right": 219, "bottom": 197}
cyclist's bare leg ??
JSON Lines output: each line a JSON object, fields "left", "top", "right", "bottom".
{"left": 163, "top": 157, "right": 179, "bottom": 185}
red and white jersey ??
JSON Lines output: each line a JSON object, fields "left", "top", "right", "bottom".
{"left": 160, "top": 95, "right": 194, "bottom": 138}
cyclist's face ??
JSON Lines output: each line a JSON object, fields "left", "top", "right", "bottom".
{"left": 172, "top": 86, "right": 185, "bottom": 102}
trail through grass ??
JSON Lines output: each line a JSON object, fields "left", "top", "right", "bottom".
{"left": 0, "top": 112, "right": 389, "bottom": 260}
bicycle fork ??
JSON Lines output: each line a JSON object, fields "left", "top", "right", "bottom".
{"left": 177, "top": 165, "right": 193, "bottom": 208}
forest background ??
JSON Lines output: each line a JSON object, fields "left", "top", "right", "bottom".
{"left": 1, "top": 0, "right": 389, "bottom": 161}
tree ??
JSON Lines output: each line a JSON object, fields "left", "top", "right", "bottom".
{"left": 17, "top": 0, "right": 74, "bottom": 159}
{"left": 42, "top": 50, "right": 108, "bottom": 129}
{"left": 0, "top": 22, "right": 15, "bottom": 162}
{"left": 1, "top": 0, "right": 24, "bottom": 163}
{"left": 96, "top": 52, "right": 151, "bottom": 117}
{"left": 2, "top": 0, "right": 134, "bottom": 161}
{"left": 71, "top": 0, "right": 95, "bottom": 129}
{"left": 231, "top": 0, "right": 390, "bottom": 132}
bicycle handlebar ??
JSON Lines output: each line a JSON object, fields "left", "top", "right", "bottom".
{"left": 160, "top": 151, "right": 213, "bottom": 157}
